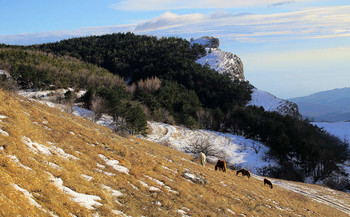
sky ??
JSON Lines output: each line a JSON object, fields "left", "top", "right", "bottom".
{"left": 0, "top": 0, "right": 350, "bottom": 99}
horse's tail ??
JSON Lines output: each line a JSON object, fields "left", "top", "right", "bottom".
{"left": 223, "top": 161, "right": 227, "bottom": 172}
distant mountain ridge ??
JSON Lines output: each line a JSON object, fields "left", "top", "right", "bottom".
{"left": 289, "top": 87, "right": 350, "bottom": 121}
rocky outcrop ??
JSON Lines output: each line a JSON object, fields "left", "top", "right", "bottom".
{"left": 192, "top": 37, "right": 244, "bottom": 80}
{"left": 182, "top": 171, "right": 208, "bottom": 184}
{"left": 191, "top": 36, "right": 219, "bottom": 48}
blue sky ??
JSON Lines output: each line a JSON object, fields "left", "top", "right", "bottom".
{"left": 1, "top": 0, "right": 350, "bottom": 99}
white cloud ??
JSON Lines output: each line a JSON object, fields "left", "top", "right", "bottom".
{"left": 1, "top": 5, "right": 350, "bottom": 45}
{"left": 133, "top": 5, "right": 350, "bottom": 43}
{"left": 135, "top": 12, "right": 205, "bottom": 31}
{"left": 111, "top": 0, "right": 312, "bottom": 11}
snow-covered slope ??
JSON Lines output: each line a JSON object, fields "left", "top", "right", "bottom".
{"left": 196, "top": 48, "right": 244, "bottom": 80}
{"left": 312, "top": 121, "right": 350, "bottom": 145}
{"left": 192, "top": 37, "right": 244, "bottom": 80}
{"left": 248, "top": 88, "right": 300, "bottom": 117}
{"left": 311, "top": 121, "right": 350, "bottom": 183}
{"left": 145, "top": 122, "right": 278, "bottom": 174}
{"left": 74, "top": 106, "right": 278, "bottom": 174}
{"left": 192, "top": 37, "right": 300, "bottom": 117}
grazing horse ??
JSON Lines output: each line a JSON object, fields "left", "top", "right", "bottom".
{"left": 236, "top": 169, "right": 250, "bottom": 179}
{"left": 215, "top": 160, "right": 227, "bottom": 172}
{"left": 199, "top": 152, "right": 206, "bottom": 166}
{"left": 264, "top": 178, "right": 273, "bottom": 189}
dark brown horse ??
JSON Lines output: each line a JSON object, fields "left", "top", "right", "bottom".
{"left": 215, "top": 160, "right": 227, "bottom": 172}
{"left": 264, "top": 178, "right": 273, "bottom": 189}
{"left": 236, "top": 169, "right": 250, "bottom": 178}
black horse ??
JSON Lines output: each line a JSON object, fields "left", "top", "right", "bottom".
{"left": 264, "top": 178, "right": 273, "bottom": 189}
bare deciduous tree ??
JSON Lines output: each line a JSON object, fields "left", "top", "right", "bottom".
{"left": 184, "top": 136, "right": 222, "bottom": 158}
{"left": 91, "top": 96, "right": 106, "bottom": 122}
{"left": 137, "top": 76, "right": 161, "bottom": 93}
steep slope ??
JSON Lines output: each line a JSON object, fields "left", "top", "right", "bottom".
{"left": 312, "top": 121, "right": 350, "bottom": 143}
{"left": 248, "top": 88, "right": 300, "bottom": 117}
{"left": 192, "top": 37, "right": 300, "bottom": 117}
{"left": 1, "top": 90, "right": 350, "bottom": 216}
{"left": 289, "top": 87, "right": 350, "bottom": 121}
{"left": 311, "top": 121, "right": 350, "bottom": 181}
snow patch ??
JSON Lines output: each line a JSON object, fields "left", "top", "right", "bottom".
{"left": 111, "top": 210, "right": 132, "bottom": 217}
{"left": 23, "top": 137, "right": 52, "bottom": 155}
{"left": 47, "top": 173, "right": 102, "bottom": 210}
{"left": 227, "top": 209, "right": 235, "bottom": 215}
{"left": 312, "top": 121, "right": 350, "bottom": 146}
{"left": 13, "top": 184, "right": 45, "bottom": 211}
{"left": 145, "top": 175, "right": 165, "bottom": 186}
{"left": 23, "top": 137, "right": 79, "bottom": 160}
{"left": 161, "top": 165, "right": 177, "bottom": 173}
{"left": 99, "top": 154, "right": 129, "bottom": 175}
{"left": 0, "top": 115, "right": 8, "bottom": 119}
{"left": 8, "top": 155, "right": 32, "bottom": 170}
{"left": 50, "top": 145, "right": 79, "bottom": 160}
{"left": 177, "top": 208, "right": 191, "bottom": 217}
{"left": 102, "top": 184, "right": 123, "bottom": 197}
{"left": 165, "top": 185, "right": 178, "bottom": 194}
{"left": 47, "top": 162, "right": 61, "bottom": 170}
{"left": 138, "top": 180, "right": 160, "bottom": 192}
{"left": 0, "top": 129, "right": 9, "bottom": 136}
{"left": 95, "top": 168, "right": 116, "bottom": 176}
{"left": 96, "top": 163, "right": 106, "bottom": 169}
{"left": 81, "top": 174, "right": 93, "bottom": 181}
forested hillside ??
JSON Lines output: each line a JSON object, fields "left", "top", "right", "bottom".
{"left": 32, "top": 33, "right": 252, "bottom": 125}
{"left": 0, "top": 33, "right": 349, "bottom": 190}
{"left": 0, "top": 48, "right": 125, "bottom": 89}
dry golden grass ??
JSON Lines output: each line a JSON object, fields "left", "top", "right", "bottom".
{"left": 0, "top": 89, "right": 349, "bottom": 216}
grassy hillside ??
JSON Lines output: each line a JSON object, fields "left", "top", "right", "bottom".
{"left": 0, "top": 89, "right": 349, "bottom": 216}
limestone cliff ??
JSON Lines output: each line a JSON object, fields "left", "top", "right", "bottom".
{"left": 192, "top": 37, "right": 244, "bottom": 80}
